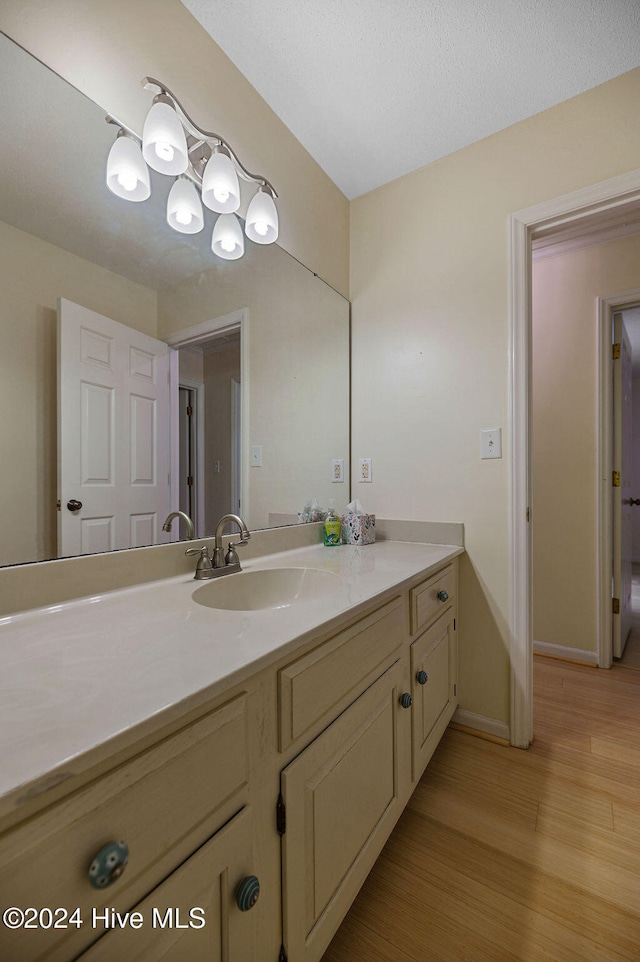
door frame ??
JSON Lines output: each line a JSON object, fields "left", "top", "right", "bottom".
{"left": 600, "top": 293, "right": 640, "bottom": 666}
{"left": 178, "top": 377, "right": 205, "bottom": 537}
{"left": 509, "top": 168, "right": 640, "bottom": 748}
{"left": 165, "top": 309, "right": 249, "bottom": 527}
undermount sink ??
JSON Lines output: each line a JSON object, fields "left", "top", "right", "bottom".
{"left": 192, "top": 566, "right": 343, "bottom": 611}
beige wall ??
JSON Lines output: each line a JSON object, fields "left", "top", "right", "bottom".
{"left": 0, "top": 220, "right": 157, "bottom": 566}
{"left": 0, "top": 0, "right": 349, "bottom": 298}
{"left": 532, "top": 234, "right": 640, "bottom": 655}
{"left": 350, "top": 68, "right": 640, "bottom": 726}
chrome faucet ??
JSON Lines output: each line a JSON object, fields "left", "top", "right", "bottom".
{"left": 185, "top": 514, "right": 250, "bottom": 580}
{"left": 162, "top": 511, "right": 195, "bottom": 541}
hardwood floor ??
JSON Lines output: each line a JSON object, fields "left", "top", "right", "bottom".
{"left": 322, "top": 656, "right": 640, "bottom": 961}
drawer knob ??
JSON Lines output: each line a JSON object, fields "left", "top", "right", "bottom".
{"left": 400, "top": 692, "right": 412, "bottom": 709}
{"left": 88, "top": 840, "right": 129, "bottom": 889}
{"left": 416, "top": 670, "right": 428, "bottom": 685}
{"left": 236, "top": 875, "right": 260, "bottom": 911}
{"left": 437, "top": 589, "right": 449, "bottom": 602}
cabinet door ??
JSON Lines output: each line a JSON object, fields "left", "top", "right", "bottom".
{"left": 410, "top": 608, "right": 457, "bottom": 780}
{"left": 281, "top": 660, "right": 406, "bottom": 962}
{"left": 79, "top": 807, "right": 258, "bottom": 962}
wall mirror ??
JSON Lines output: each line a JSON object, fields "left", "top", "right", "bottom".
{"left": 0, "top": 31, "right": 350, "bottom": 568}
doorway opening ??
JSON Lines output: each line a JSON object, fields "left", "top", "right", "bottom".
{"left": 167, "top": 309, "right": 248, "bottom": 539}
{"left": 509, "top": 170, "right": 640, "bottom": 748}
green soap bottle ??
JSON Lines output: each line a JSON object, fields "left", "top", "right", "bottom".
{"left": 323, "top": 501, "right": 341, "bottom": 546}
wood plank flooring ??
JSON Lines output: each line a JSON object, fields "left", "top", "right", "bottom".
{"left": 322, "top": 656, "right": 640, "bottom": 961}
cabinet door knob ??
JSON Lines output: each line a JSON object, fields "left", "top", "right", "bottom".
{"left": 416, "top": 670, "right": 428, "bottom": 685}
{"left": 400, "top": 692, "right": 412, "bottom": 709}
{"left": 437, "top": 589, "right": 449, "bottom": 602}
{"left": 236, "top": 875, "right": 260, "bottom": 911}
{"left": 88, "top": 841, "right": 129, "bottom": 889}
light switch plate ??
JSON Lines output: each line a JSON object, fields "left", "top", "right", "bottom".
{"left": 480, "top": 428, "right": 502, "bottom": 459}
{"left": 251, "top": 445, "right": 262, "bottom": 467}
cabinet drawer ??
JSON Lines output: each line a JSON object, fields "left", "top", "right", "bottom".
{"left": 79, "top": 807, "right": 258, "bottom": 962}
{"left": 410, "top": 562, "right": 456, "bottom": 636}
{"left": 278, "top": 597, "right": 404, "bottom": 751}
{"left": 0, "top": 695, "right": 248, "bottom": 962}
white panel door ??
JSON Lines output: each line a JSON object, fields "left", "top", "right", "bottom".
{"left": 58, "top": 298, "right": 172, "bottom": 557}
{"left": 613, "top": 312, "right": 633, "bottom": 658}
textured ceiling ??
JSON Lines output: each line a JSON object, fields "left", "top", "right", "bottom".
{"left": 181, "top": 0, "right": 640, "bottom": 199}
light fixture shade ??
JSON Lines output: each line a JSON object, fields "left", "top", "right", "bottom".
{"left": 201, "top": 151, "right": 241, "bottom": 213}
{"left": 245, "top": 188, "right": 278, "bottom": 244}
{"left": 211, "top": 213, "right": 245, "bottom": 260}
{"left": 167, "top": 177, "right": 204, "bottom": 234}
{"left": 142, "top": 100, "right": 188, "bottom": 176}
{"left": 106, "top": 133, "right": 150, "bottom": 202}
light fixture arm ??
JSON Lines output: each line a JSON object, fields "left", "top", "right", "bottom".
{"left": 141, "top": 77, "right": 277, "bottom": 198}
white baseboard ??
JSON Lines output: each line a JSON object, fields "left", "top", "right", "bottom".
{"left": 452, "top": 708, "right": 510, "bottom": 743}
{"left": 533, "top": 639, "right": 599, "bottom": 665}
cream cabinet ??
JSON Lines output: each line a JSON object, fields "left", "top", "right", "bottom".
{"left": 0, "top": 556, "right": 458, "bottom": 962}
{"left": 276, "top": 561, "right": 457, "bottom": 962}
{"left": 280, "top": 660, "right": 408, "bottom": 962}
{"left": 78, "top": 807, "right": 259, "bottom": 962}
{"left": 0, "top": 694, "right": 253, "bottom": 962}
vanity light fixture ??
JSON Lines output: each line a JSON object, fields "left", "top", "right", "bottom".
{"left": 106, "top": 130, "right": 151, "bottom": 202}
{"left": 105, "top": 77, "right": 278, "bottom": 260}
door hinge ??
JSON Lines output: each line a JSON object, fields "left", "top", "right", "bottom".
{"left": 276, "top": 793, "right": 286, "bottom": 835}
{"left": 613, "top": 597, "right": 620, "bottom": 614}
{"left": 187, "top": 476, "right": 194, "bottom": 487}
{"left": 186, "top": 405, "right": 193, "bottom": 417}
{"left": 613, "top": 471, "right": 621, "bottom": 487}
{"left": 613, "top": 342, "right": 621, "bottom": 359}
{"left": 279, "top": 944, "right": 288, "bottom": 962}
{"left": 526, "top": 507, "right": 530, "bottom": 522}
{"left": 454, "top": 683, "right": 457, "bottom": 696}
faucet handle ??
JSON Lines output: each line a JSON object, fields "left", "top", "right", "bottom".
{"left": 185, "top": 545, "right": 213, "bottom": 575}
{"left": 225, "top": 540, "right": 247, "bottom": 566}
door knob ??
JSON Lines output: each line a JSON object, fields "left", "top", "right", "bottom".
{"left": 66, "top": 499, "right": 83, "bottom": 512}
{"left": 630, "top": 498, "right": 640, "bottom": 506}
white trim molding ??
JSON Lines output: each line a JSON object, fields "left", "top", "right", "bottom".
{"left": 509, "top": 168, "right": 640, "bottom": 749}
{"left": 452, "top": 708, "right": 510, "bottom": 744}
{"left": 532, "top": 641, "right": 599, "bottom": 666}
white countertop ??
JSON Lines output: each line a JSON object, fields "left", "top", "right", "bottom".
{"left": 0, "top": 540, "right": 462, "bottom": 820}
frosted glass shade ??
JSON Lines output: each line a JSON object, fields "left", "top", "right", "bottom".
{"left": 201, "top": 151, "right": 241, "bottom": 213}
{"left": 142, "top": 101, "right": 188, "bottom": 176}
{"left": 245, "top": 188, "right": 278, "bottom": 244}
{"left": 211, "top": 214, "right": 245, "bottom": 260}
{"left": 167, "top": 177, "right": 204, "bottom": 234}
{"left": 106, "top": 134, "right": 150, "bottom": 202}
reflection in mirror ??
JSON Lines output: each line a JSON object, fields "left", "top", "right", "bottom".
{"left": 0, "top": 32, "right": 350, "bottom": 568}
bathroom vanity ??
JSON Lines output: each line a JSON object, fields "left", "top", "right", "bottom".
{"left": 0, "top": 537, "right": 462, "bottom": 962}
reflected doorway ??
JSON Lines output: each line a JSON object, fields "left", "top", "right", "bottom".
{"left": 176, "top": 330, "right": 242, "bottom": 539}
